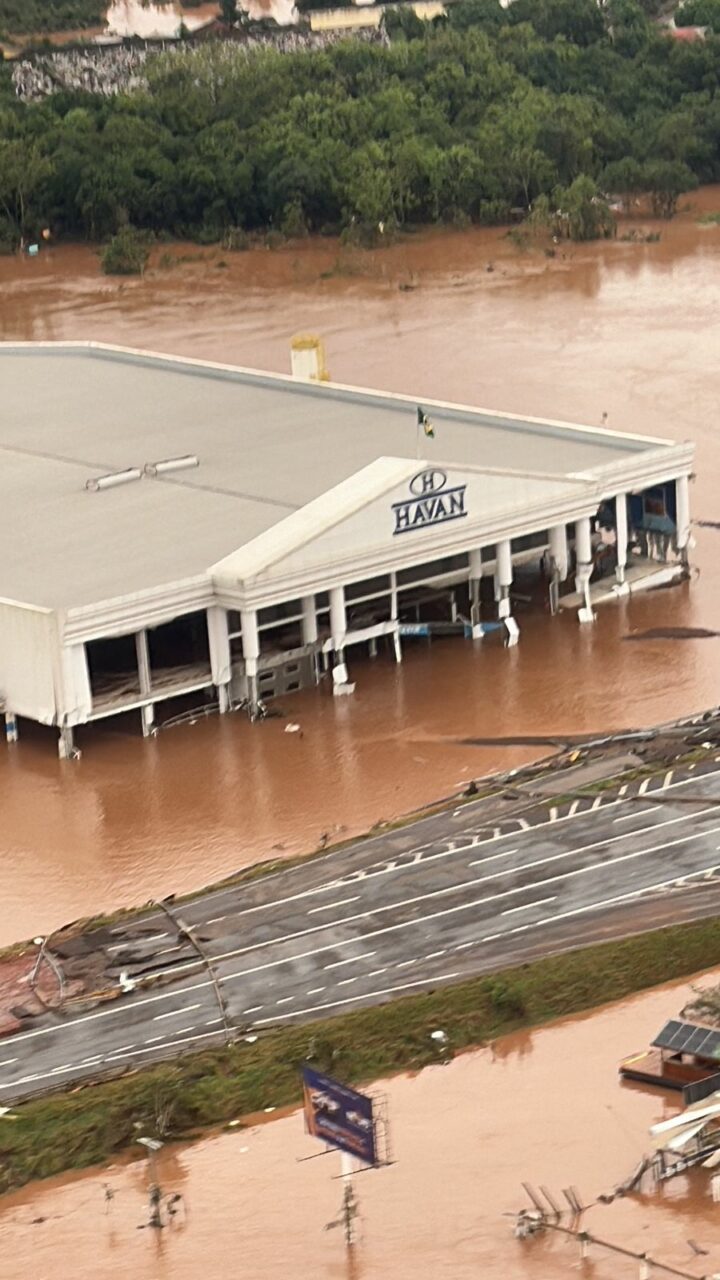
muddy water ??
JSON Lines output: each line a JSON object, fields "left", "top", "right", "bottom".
{"left": 2, "top": 195, "right": 720, "bottom": 945}
{"left": 2, "top": 975, "right": 719, "bottom": 1279}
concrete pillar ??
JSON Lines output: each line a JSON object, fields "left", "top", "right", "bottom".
{"left": 574, "top": 516, "right": 595, "bottom": 623}
{"left": 495, "top": 539, "right": 513, "bottom": 620}
{"left": 241, "top": 608, "right": 260, "bottom": 712}
{"left": 58, "top": 725, "right": 76, "bottom": 760}
{"left": 390, "top": 571, "right": 398, "bottom": 621}
{"left": 135, "top": 629, "right": 155, "bottom": 737}
{"left": 301, "top": 595, "right": 318, "bottom": 646}
{"left": 329, "top": 585, "right": 346, "bottom": 660}
{"left": 615, "top": 494, "right": 628, "bottom": 587}
{"left": 4, "top": 711, "right": 18, "bottom": 744}
{"left": 207, "top": 606, "right": 232, "bottom": 711}
{"left": 468, "top": 547, "right": 483, "bottom": 637}
{"left": 676, "top": 474, "right": 691, "bottom": 558}
{"left": 549, "top": 523, "right": 569, "bottom": 581}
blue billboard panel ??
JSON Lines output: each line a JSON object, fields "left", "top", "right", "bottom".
{"left": 301, "top": 1065, "right": 376, "bottom": 1166}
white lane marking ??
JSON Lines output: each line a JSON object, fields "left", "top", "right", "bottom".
{"left": 276, "top": 997, "right": 294, "bottom": 1005}
{"left": 254, "top": 974, "right": 462, "bottom": 1025}
{"left": 110, "top": 1044, "right": 135, "bottom": 1054}
{"left": 469, "top": 804, "right": 720, "bottom": 877}
{"left": 518, "top": 818, "right": 530, "bottom": 830}
{"left": 309, "top": 897, "right": 360, "bottom": 915}
{"left": 397, "top": 959, "right": 416, "bottom": 968}
{"left": 568, "top": 801, "right": 579, "bottom": 818}
{"left": 243, "top": 1005, "right": 263, "bottom": 1014}
{"left": 107, "top": 932, "right": 169, "bottom": 949}
{"left": 367, "top": 969, "right": 387, "bottom": 977}
{"left": 455, "top": 942, "right": 474, "bottom": 950}
{"left": 613, "top": 808, "right": 655, "bottom": 823}
{"left": 136, "top": 772, "right": 720, "bottom": 982}
{"left": 479, "top": 862, "right": 720, "bottom": 946}
{"left": 100, "top": 1029, "right": 223, "bottom": 1063}
{"left": 549, "top": 807, "right": 558, "bottom": 821}
{"left": 79, "top": 1056, "right": 102, "bottom": 1065}
{"left": 102, "top": 765, "right": 720, "bottom": 940}
{"left": 639, "top": 779, "right": 650, "bottom": 796}
{"left": 665, "top": 771, "right": 674, "bottom": 788}
{"left": 307, "top": 987, "right": 326, "bottom": 995}
{"left": 206, "top": 821, "right": 720, "bottom": 993}
{"left": 502, "top": 897, "right": 556, "bottom": 916}
{"left": 324, "top": 953, "right": 376, "bottom": 970}
{"left": 206, "top": 917, "right": 226, "bottom": 926}
{"left": 145, "top": 1036, "right": 165, "bottom": 1044}
{"left": 425, "top": 950, "right": 446, "bottom": 960}
{"left": 154, "top": 1003, "right": 202, "bottom": 1021}
{"left": 206, "top": 1018, "right": 223, "bottom": 1026}
{"left": 174, "top": 1026, "right": 196, "bottom": 1036}
{"left": 4, "top": 770, "right": 720, "bottom": 1060}
{"left": 591, "top": 796, "right": 603, "bottom": 811}
{"left": 337, "top": 977, "right": 358, "bottom": 986}
{"left": 0, "top": 1058, "right": 17, "bottom": 1067}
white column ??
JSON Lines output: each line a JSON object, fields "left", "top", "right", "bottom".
{"left": 207, "top": 606, "right": 231, "bottom": 712}
{"left": 329, "top": 585, "right": 352, "bottom": 691}
{"left": 676, "top": 474, "right": 691, "bottom": 558}
{"left": 615, "top": 494, "right": 628, "bottom": 587}
{"left": 549, "top": 523, "right": 568, "bottom": 581}
{"left": 301, "top": 594, "right": 320, "bottom": 683}
{"left": 58, "top": 724, "right": 76, "bottom": 760}
{"left": 301, "top": 595, "right": 318, "bottom": 646}
{"left": 390, "top": 571, "right": 398, "bottom": 621}
{"left": 135, "top": 629, "right": 154, "bottom": 737}
{"left": 495, "top": 539, "right": 512, "bottom": 620}
{"left": 329, "top": 585, "right": 346, "bottom": 657}
{"left": 241, "top": 608, "right": 260, "bottom": 711}
{"left": 468, "top": 547, "right": 483, "bottom": 637}
{"left": 574, "top": 516, "right": 595, "bottom": 623}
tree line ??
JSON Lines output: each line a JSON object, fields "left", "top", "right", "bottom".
{"left": 0, "top": 0, "right": 718, "bottom": 253}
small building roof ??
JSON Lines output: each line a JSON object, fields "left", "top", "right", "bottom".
{"left": 0, "top": 342, "right": 691, "bottom": 622}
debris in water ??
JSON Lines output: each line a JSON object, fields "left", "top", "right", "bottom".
{"left": 623, "top": 627, "right": 719, "bottom": 641}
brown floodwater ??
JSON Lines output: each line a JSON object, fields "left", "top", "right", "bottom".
{"left": 2, "top": 974, "right": 719, "bottom": 1279}
{"left": 2, "top": 194, "right": 720, "bottom": 946}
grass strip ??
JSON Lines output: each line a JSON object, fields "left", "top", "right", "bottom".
{"left": 3, "top": 914, "right": 720, "bottom": 1194}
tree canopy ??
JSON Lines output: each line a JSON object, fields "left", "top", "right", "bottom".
{"left": 0, "top": 0, "right": 717, "bottom": 247}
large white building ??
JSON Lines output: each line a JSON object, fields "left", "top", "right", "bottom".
{"left": 0, "top": 341, "right": 694, "bottom": 755}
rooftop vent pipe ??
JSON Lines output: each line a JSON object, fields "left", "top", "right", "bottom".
{"left": 86, "top": 468, "right": 142, "bottom": 492}
{"left": 144, "top": 455, "right": 199, "bottom": 477}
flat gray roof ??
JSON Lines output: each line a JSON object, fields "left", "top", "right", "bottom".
{"left": 0, "top": 344, "right": 673, "bottom": 611}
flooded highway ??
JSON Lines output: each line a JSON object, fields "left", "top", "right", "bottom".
{"left": 1, "top": 193, "right": 720, "bottom": 945}
{"left": 1, "top": 973, "right": 718, "bottom": 1280}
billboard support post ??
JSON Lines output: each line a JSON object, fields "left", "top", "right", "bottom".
{"left": 340, "top": 1151, "right": 358, "bottom": 1248}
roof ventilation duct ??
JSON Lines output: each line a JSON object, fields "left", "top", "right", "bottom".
{"left": 144, "top": 455, "right": 199, "bottom": 477}
{"left": 85, "top": 468, "right": 142, "bottom": 492}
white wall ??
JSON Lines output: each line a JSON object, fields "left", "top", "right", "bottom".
{"left": 0, "top": 599, "right": 59, "bottom": 725}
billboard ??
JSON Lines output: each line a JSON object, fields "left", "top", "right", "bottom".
{"left": 301, "top": 1065, "right": 376, "bottom": 1166}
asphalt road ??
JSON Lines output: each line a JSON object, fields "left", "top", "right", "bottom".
{"left": 4, "top": 759, "right": 720, "bottom": 1103}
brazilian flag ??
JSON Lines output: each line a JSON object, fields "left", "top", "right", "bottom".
{"left": 417, "top": 406, "right": 435, "bottom": 439}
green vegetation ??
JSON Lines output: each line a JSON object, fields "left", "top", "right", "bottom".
{"left": 3, "top": 914, "right": 720, "bottom": 1192}
{"left": 100, "top": 223, "right": 151, "bottom": 274}
{"left": 0, "top": 0, "right": 717, "bottom": 247}
{"left": 0, "top": 0, "right": 103, "bottom": 36}
{"left": 675, "top": 0, "right": 720, "bottom": 31}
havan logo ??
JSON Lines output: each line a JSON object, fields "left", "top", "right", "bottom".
{"left": 392, "top": 468, "right": 468, "bottom": 536}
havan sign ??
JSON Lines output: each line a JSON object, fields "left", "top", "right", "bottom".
{"left": 392, "top": 468, "right": 468, "bottom": 536}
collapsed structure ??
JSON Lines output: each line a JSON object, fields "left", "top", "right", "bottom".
{"left": 0, "top": 341, "right": 694, "bottom": 755}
